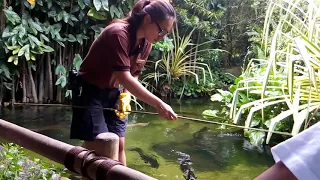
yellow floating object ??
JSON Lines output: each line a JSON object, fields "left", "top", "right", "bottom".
{"left": 115, "top": 93, "right": 131, "bottom": 120}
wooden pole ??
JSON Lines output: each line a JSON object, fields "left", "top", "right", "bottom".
{"left": 0, "top": 119, "right": 156, "bottom": 180}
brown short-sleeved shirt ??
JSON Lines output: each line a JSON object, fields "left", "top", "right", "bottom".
{"left": 78, "top": 21, "right": 152, "bottom": 89}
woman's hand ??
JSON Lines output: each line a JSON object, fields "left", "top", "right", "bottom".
{"left": 156, "top": 101, "right": 178, "bottom": 120}
{"left": 114, "top": 71, "right": 178, "bottom": 120}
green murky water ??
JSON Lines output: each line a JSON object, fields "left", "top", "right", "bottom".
{"left": 0, "top": 99, "right": 274, "bottom": 180}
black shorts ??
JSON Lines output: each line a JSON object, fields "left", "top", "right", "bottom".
{"left": 70, "top": 78, "right": 128, "bottom": 141}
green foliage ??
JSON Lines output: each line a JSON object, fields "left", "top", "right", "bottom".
{"left": 204, "top": 0, "right": 320, "bottom": 146}
{"left": 174, "top": 0, "right": 225, "bottom": 37}
{"left": 0, "top": 37, "right": 13, "bottom": 92}
{"left": 149, "top": 36, "right": 174, "bottom": 60}
{"left": 172, "top": 76, "right": 215, "bottom": 98}
{"left": 55, "top": 54, "right": 83, "bottom": 98}
{"left": 171, "top": 68, "right": 235, "bottom": 99}
{"left": 87, "top": 0, "right": 133, "bottom": 20}
{"left": 0, "top": 143, "right": 68, "bottom": 179}
{"left": 149, "top": 26, "right": 217, "bottom": 84}
{"left": 141, "top": 25, "right": 229, "bottom": 98}
{"left": 2, "top": 7, "right": 54, "bottom": 65}
{"left": 0, "top": 0, "right": 136, "bottom": 103}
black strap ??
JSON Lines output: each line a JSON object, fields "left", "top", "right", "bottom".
{"left": 96, "top": 158, "right": 123, "bottom": 180}
{"left": 80, "top": 150, "right": 96, "bottom": 178}
{"left": 82, "top": 156, "right": 122, "bottom": 180}
{"left": 64, "top": 146, "right": 87, "bottom": 173}
{"left": 64, "top": 146, "right": 123, "bottom": 179}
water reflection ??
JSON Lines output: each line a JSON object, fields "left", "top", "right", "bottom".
{"left": 0, "top": 99, "right": 274, "bottom": 179}
{"left": 152, "top": 125, "right": 273, "bottom": 173}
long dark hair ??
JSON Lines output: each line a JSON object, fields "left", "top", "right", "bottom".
{"left": 112, "top": 0, "right": 176, "bottom": 50}
{"left": 126, "top": 0, "right": 176, "bottom": 29}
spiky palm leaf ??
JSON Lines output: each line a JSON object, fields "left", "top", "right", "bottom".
{"left": 230, "top": 0, "right": 320, "bottom": 144}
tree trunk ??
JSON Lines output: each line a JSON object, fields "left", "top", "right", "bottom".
{"left": 46, "top": 53, "right": 53, "bottom": 101}
{"left": 34, "top": 66, "right": 38, "bottom": 95}
{"left": 68, "top": 45, "right": 73, "bottom": 69}
{"left": 11, "top": 76, "right": 16, "bottom": 104}
{"left": 44, "top": 60, "right": 48, "bottom": 102}
{"left": 56, "top": 46, "right": 62, "bottom": 103}
{"left": 0, "top": 84, "right": 3, "bottom": 106}
{"left": 38, "top": 55, "right": 45, "bottom": 103}
{"left": 224, "top": 4, "right": 233, "bottom": 67}
{"left": 20, "top": 0, "right": 25, "bottom": 15}
{"left": 28, "top": 63, "right": 38, "bottom": 103}
{"left": 0, "top": 0, "right": 7, "bottom": 31}
{"left": 193, "top": 30, "right": 200, "bottom": 73}
{"left": 22, "top": 63, "right": 27, "bottom": 103}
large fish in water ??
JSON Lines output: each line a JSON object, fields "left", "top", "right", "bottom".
{"left": 128, "top": 147, "right": 159, "bottom": 168}
{"left": 167, "top": 123, "right": 190, "bottom": 134}
{"left": 127, "top": 122, "right": 149, "bottom": 128}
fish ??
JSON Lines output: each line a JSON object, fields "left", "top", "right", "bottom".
{"left": 29, "top": 124, "right": 69, "bottom": 132}
{"left": 127, "top": 122, "right": 149, "bottom": 128}
{"left": 128, "top": 147, "right": 159, "bottom": 168}
{"left": 193, "top": 127, "right": 210, "bottom": 139}
{"left": 168, "top": 123, "right": 190, "bottom": 134}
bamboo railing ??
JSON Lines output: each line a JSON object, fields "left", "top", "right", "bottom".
{"left": 0, "top": 119, "right": 156, "bottom": 180}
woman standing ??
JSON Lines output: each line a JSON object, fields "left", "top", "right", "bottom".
{"left": 70, "top": 0, "right": 177, "bottom": 166}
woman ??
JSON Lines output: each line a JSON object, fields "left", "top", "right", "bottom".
{"left": 70, "top": 0, "right": 177, "bottom": 166}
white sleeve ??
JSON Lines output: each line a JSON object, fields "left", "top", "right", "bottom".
{"left": 271, "top": 122, "right": 320, "bottom": 180}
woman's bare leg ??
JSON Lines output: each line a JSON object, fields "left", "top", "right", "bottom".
{"left": 119, "top": 137, "right": 126, "bottom": 166}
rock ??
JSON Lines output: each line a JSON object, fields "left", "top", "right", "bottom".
{"left": 222, "top": 66, "right": 242, "bottom": 77}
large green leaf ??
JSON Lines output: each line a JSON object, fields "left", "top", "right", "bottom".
{"left": 93, "top": 0, "right": 102, "bottom": 11}
{"left": 2, "top": 27, "right": 13, "bottom": 38}
{"left": 40, "top": 34, "right": 50, "bottom": 42}
{"left": 55, "top": 76, "right": 67, "bottom": 88}
{"left": 110, "top": 5, "right": 121, "bottom": 18}
{"left": 28, "top": 34, "right": 41, "bottom": 46}
{"left": 3, "top": 82, "right": 13, "bottom": 90}
{"left": 65, "top": 90, "right": 72, "bottom": 98}
{"left": 84, "top": 0, "right": 92, "bottom": 6}
{"left": 24, "top": 45, "right": 31, "bottom": 61}
{"left": 0, "top": 63, "right": 11, "bottom": 79}
{"left": 87, "top": 8, "right": 107, "bottom": 20}
{"left": 202, "top": 110, "right": 219, "bottom": 118}
{"left": 28, "top": 19, "right": 43, "bottom": 33}
{"left": 248, "top": 131, "right": 266, "bottom": 146}
{"left": 42, "top": 45, "right": 54, "bottom": 53}
{"left": 102, "top": 0, "right": 109, "bottom": 11}
{"left": 37, "top": 0, "right": 44, "bottom": 6}
{"left": 73, "top": 54, "right": 83, "bottom": 71}
{"left": 55, "top": 64, "right": 67, "bottom": 76}
{"left": 67, "top": 34, "right": 77, "bottom": 42}
{"left": 16, "top": 25, "right": 26, "bottom": 39}
{"left": 78, "top": 0, "right": 86, "bottom": 9}
{"left": 11, "top": 35, "right": 18, "bottom": 46}
{"left": 76, "top": 34, "right": 83, "bottom": 45}
{"left": 18, "top": 45, "right": 29, "bottom": 57}
{"left": 4, "top": 8, "right": 21, "bottom": 25}
{"left": 69, "top": 15, "right": 79, "bottom": 22}
{"left": 91, "top": 25, "right": 104, "bottom": 33}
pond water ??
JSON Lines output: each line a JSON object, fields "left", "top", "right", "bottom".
{"left": 0, "top": 99, "right": 274, "bottom": 180}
